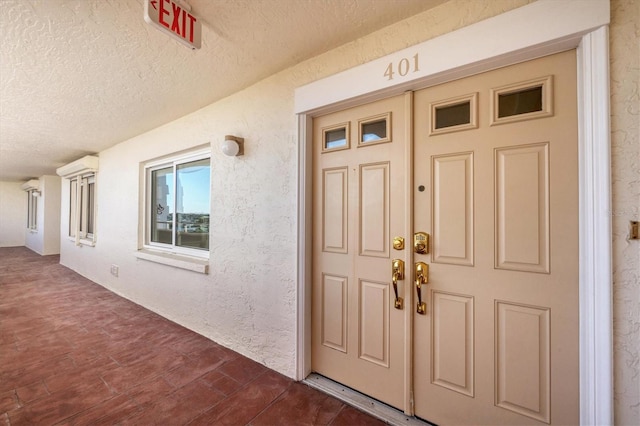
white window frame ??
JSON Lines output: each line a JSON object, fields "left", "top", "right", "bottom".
{"left": 143, "top": 148, "right": 211, "bottom": 259}
{"left": 69, "top": 173, "right": 97, "bottom": 246}
{"left": 27, "top": 189, "right": 38, "bottom": 231}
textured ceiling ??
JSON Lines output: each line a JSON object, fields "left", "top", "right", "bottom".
{"left": 0, "top": 0, "right": 445, "bottom": 181}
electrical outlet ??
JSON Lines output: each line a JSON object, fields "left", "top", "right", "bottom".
{"left": 110, "top": 264, "right": 119, "bottom": 277}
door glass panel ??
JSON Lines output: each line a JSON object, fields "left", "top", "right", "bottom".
{"left": 324, "top": 127, "right": 347, "bottom": 150}
{"left": 435, "top": 102, "right": 471, "bottom": 129}
{"left": 361, "top": 119, "right": 387, "bottom": 143}
{"left": 358, "top": 113, "right": 391, "bottom": 146}
{"left": 498, "top": 86, "right": 543, "bottom": 118}
{"left": 429, "top": 93, "right": 477, "bottom": 135}
{"left": 490, "top": 76, "right": 552, "bottom": 126}
{"left": 176, "top": 158, "right": 210, "bottom": 250}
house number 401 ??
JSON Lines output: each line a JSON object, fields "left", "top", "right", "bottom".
{"left": 384, "top": 54, "right": 419, "bottom": 81}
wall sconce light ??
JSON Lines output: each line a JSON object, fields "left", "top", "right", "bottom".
{"left": 222, "top": 135, "right": 244, "bottom": 157}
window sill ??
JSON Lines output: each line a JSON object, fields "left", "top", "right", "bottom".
{"left": 134, "top": 249, "right": 209, "bottom": 274}
{"left": 67, "top": 237, "right": 96, "bottom": 247}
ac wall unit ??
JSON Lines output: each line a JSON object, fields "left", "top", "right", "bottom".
{"left": 56, "top": 155, "right": 99, "bottom": 178}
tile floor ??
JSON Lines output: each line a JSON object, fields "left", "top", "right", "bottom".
{"left": 0, "top": 247, "right": 385, "bottom": 425}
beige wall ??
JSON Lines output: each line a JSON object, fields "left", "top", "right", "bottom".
{"left": 610, "top": 1, "right": 640, "bottom": 424}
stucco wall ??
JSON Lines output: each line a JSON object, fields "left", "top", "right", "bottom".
{"left": 57, "top": 1, "right": 638, "bottom": 423}
{"left": 0, "top": 181, "right": 26, "bottom": 247}
{"left": 59, "top": 0, "right": 531, "bottom": 378}
{"left": 611, "top": 1, "right": 640, "bottom": 424}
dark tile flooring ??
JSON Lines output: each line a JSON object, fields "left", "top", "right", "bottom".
{"left": 0, "top": 247, "right": 385, "bottom": 425}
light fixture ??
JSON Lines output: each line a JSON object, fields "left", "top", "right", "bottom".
{"left": 32, "top": 190, "right": 42, "bottom": 197}
{"left": 222, "top": 135, "right": 244, "bottom": 157}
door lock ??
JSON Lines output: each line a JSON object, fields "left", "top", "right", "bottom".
{"left": 414, "top": 232, "right": 429, "bottom": 254}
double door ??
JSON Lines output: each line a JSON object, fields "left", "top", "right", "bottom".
{"left": 311, "top": 50, "right": 578, "bottom": 425}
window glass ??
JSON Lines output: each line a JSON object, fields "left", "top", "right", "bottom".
{"left": 69, "top": 180, "right": 77, "bottom": 237}
{"left": 176, "top": 158, "right": 210, "bottom": 250}
{"left": 498, "top": 86, "right": 543, "bottom": 118}
{"left": 361, "top": 119, "right": 387, "bottom": 142}
{"left": 27, "top": 190, "right": 37, "bottom": 230}
{"left": 87, "top": 180, "right": 95, "bottom": 235}
{"left": 68, "top": 174, "right": 96, "bottom": 242}
{"left": 151, "top": 167, "right": 174, "bottom": 245}
{"left": 146, "top": 152, "right": 210, "bottom": 256}
{"left": 435, "top": 101, "right": 471, "bottom": 129}
{"left": 325, "top": 127, "right": 347, "bottom": 149}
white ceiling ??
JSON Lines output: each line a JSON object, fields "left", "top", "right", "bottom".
{"left": 0, "top": 0, "right": 445, "bottom": 182}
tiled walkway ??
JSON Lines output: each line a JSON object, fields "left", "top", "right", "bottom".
{"left": 0, "top": 247, "right": 384, "bottom": 425}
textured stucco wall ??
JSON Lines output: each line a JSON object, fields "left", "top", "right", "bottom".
{"left": 59, "top": 0, "right": 530, "bottom": 378}
{"left": 54, "top": 2, "right": 640, "bottom": 421}
{"left": 0, "top": 181, "right": 26, "bottom": 247}
{"left": 611, "top": 0, "right": 640, "bottom": 424}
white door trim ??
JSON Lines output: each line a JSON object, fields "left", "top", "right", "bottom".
{"left": 295, "top": 1, "right": 612, "bottom": 424}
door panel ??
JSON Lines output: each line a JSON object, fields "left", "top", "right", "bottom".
{"left": 431, "top": 152, "right": 474, "bottom": 265}
{"left": 431, "top": 290, "right": 474, "bottom": 397}
{"left": 413, "top": 50, "right": 578, "bottom": 425}
{"left": 495, "top": 143, "right": 549, "bottom": 272}
{"left": 312, "top": 94, "right": 408, "bottom": 411}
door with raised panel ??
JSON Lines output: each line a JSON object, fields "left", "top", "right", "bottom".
{"left": 311, "top": 94, "right": 409, "bottom": 410}
{"left": 412, "top": 50, "right": 579, "bottom": 424}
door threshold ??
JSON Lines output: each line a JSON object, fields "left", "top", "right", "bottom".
{"left": 303, "top": 373, "right": 433, "bottom": 426}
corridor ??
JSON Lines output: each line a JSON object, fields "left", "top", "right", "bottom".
{"left": 0, "top": 247, "right": 383, "bottom": 425}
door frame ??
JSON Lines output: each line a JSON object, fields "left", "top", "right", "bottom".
{"left": 294, "top": 1, "right": 612, "bottom": 425}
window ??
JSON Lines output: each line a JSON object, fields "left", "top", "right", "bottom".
{"left": 358, "top": 112, "right": 391, "bottom": 146}
{"left": 69, "top": 174, "right": 96, "bottom": 243}
{"left": 490, "top": 76, "right": 553, "bottom": 125}
{"left": 27, "top": 190, "right": 38, "bottom": 230}
{"left": 429, "top": 92, "right": 478, "bottom": 135}
{"left": 322, "top": 122, "right": 350, "bottom": 152}
{"left": 145, "top": 150, "right": 211, "bottom": 257}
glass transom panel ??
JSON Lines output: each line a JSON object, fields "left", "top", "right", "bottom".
{"left": 435, "top": 102, "right": 471, "bottom": 129}
{"left": 358, "top": 112, "right": 391, "bottom": 146}
{"left": 490, "top": 76, "right": 553, "bottom": 126}
{"left": 322, "top": 123, "right": 350, "bottom": 152}
{"left": 498, "top": 86, "right": 543, "bottom": 118}
{"left": 429, "top": 93, "right": 478, "bottom": 135}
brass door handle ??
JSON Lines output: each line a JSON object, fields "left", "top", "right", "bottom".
{"left": 392, "top": 259, "right": 404, "bottom": 310}
{"left": 415, "top": 262, "right": 428, "bottom": 315}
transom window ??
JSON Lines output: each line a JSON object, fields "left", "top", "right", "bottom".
{"left": 322, "top": 122, "right": 350, "bottom": 152}
{"left": 490, "top": 75, "right": 553, "bottom": 125}
{"left": 429, "top": 92, "right": 478, "bottom": 135}
{"left": 358, "top": 112, "right": 391, "bottom": 146}
{"left": 145, "top": 149, "right": 211, "bottom": 257}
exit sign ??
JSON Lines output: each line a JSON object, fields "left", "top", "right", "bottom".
{"left": 144, "top": 0, "right": 201, "bottom": 50}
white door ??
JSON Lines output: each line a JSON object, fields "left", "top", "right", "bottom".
{"left": 413, "top": 50, "right": 579, "bottom": 425}
{"left": 311, "top": 50, "right": 579, "bottom": 425}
